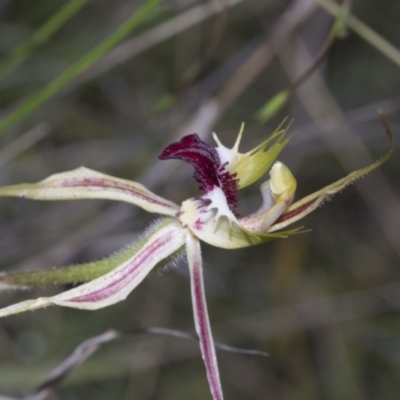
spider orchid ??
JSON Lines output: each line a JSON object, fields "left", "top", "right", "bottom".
{"left": 0, "top": 120, "right": 392, "bottom": 400}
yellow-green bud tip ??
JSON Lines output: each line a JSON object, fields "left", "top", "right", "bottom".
{"left": 270, "top": 162, "right": 296, "bottom": 196}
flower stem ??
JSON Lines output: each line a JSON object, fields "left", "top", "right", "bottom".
{"left": 186, "top": 233, "right": 224, "bottom": 400}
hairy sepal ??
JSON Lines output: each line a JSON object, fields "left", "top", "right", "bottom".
{"left": 0, "top": 167, "right": 179, "bottom": 216}
{"left": 0, "top": 219, "right": 185, "bottom": 318}
{"left": 0, "top": 219, "right": 185, "bottom": 290}
{"left": 269, "top": 141, "right": 394, "bottom": 232}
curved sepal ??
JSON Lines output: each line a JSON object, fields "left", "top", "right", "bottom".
{"left": 181, "top": 128, "right": 393, "bottom": 248}
{"left": 0, "top": 219, "right": 184, "bottom": 291}
{"left": 0, "top": 167, "right": 179, "bottom": 216}
{"left": 269, "top": 133, "right": 394, "bottom": 232}
{"left": 0, "top": 219, "right": 185, "bottom": 318}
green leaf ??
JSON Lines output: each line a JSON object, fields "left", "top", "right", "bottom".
{"left": 0, "top": 0, "right": 88, "bottom": 83}
{"left": 255, "top": 90, "right": 290, "bottom": 124}
{"left": 0, "top": 0, "right": 161, "bottom": 137}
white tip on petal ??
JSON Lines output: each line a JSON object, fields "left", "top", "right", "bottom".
{"left": 233, "top": 123, "right": 244, "bottom": 152}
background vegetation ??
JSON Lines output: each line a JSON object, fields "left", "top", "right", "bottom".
{"left": 0, "top": 0, "right": 399, "bottom": 399}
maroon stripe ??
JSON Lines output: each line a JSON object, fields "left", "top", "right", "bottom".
{"left": 275, "top": 198, "right": 319, "bottom": 223}
{"left": 68, "top": 233, "right": 173, "bottom": 303}
{"left": 58, "top": 177, "right": 175, "bottom": 209}
{"left": 192, "top": 257, "right": 223, "bottom": 400}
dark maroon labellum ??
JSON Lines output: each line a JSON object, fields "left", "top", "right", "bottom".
{"left": 159, "top": 134, "right": 238, "bottom": 211}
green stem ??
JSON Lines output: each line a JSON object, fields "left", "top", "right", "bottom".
{"left": 314, "top": 0, "right": 400, "bottom": 68}
{"left": 0, "top": 0, "right": 160, "bottom": 136}
{"left": 0, "top": 0, "right": 88, "bottom": 83}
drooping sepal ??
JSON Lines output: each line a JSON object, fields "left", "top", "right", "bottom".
{"left": 0, "top": 219, "right": 185, "bottom": 318}
{"left": 0, "top": 167, "right": 179, "bottom": 216}
{"left": 0, "top": 219, "right": 185, "bottom": 291}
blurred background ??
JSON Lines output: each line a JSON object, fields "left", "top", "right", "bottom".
{"left": 0, "top": 0, "right": 399, "bottom": 399}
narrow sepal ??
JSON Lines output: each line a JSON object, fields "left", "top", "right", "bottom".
{"left": 0, "top": 219, "right": 184, "bottom": 290}
{"left": 0, "top": 167, "right": 179, "bottom": 216}
{"left": 269, "top": 136, "right": 394, "bottom": 232}
{"left": 186, "top": 233, "right": 224, "bottom": 400}
{"left": 0, "top": 219, "right": 185, "bottom": 318}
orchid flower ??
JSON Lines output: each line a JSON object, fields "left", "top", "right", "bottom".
{"left": 0, "top": 120, "right": 392, "bottom": 400}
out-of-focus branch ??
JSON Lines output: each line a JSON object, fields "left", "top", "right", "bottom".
{"left": 256, "top": 0, "right": 351, "bottom": 123}
{"left": 220, "top": 282, "right": 400, "bottom": 340}
{"left": 0, "top": 0, "right": 88, "bottom": 84}
{"left": 0, "top": 0, "right": 161, "bottom": 137}
{"left": 278, "top": 34, "right": 400, "bottom": 258}
{"left": 3, "top": 0, "right": 316, "bottom": 276}
{"left": 0, "top": 123, "right": 51, "bottom": 167}
{"left": 314, "top": 0, "right": 400, "bottom": 68}
{"left": 172, "top": 0, "right": 230, "bottom": 102}
{"left": 23, "top": 327, "right": 268, "bottom": 400}
{"left": 215, "top": 0, "right": 316, "bottom": 113}
{"left": 70, "top": 0, "right": 245, "bottom": 91}
{"left": 143, "top": 0, "right": 317, "bottom": 188}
